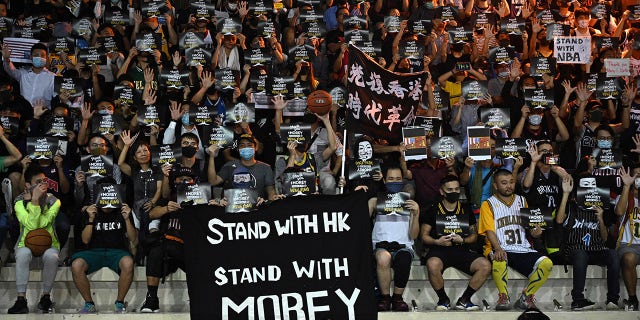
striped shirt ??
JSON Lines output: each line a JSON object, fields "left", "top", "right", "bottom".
{"left": 616, "top": 196, "right": 640, "bottom": 246}
{"left": 479, "top": 194, "right": 536, "bottom": 256}
{"left": 564, "top": 203, "right": 606, "bottom": 252}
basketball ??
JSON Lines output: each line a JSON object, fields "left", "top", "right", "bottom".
{"left": 307, "top": 90, "right": 333, "bottom": 115}
{"left": 25, "top": 228, "right": 52, "bottom": 257}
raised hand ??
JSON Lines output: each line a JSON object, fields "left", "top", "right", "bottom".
{"left": 631, "top": 134, "right": 640, "bottom": 153}
{"left": 81, "top": 102, "right": 94, "bottom": 120}
{"left": 575, "top": 82, "right": 592, "bottom": 102}
{"left": 619, "top": 166, "right": 637, "bottom": 186}
{"left": 120, "top": 130, "right": 138, "bottom": 146}
{"left": 561, "top": 175, "right": 573, "bottom": 193}
{"left": 169, "top": 101, "right": 183, "bottom": 121}
{"left": 528, "top": 144, "right": 543, "bottom": 163}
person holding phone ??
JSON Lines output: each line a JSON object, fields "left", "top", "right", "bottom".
{"left": 520, "top": 141, "right": 571, "bottom": 263}
{"left": 421, "top": 175, "right": 491, "bottom": 311}
{"left": 556, "top": 174, "right": 620, "bottom": 310}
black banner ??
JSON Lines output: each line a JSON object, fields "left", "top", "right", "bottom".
{"left": 282, "top": 171, "right": 317, "bottom": 196}
{"left": 49, "top": 37, "right": 75, "bottom": 54}
{"left": 480, "top": 107, "right": 510, "bottom": 129}
{"left": 500, "top": 17, "right": 525, "bottom": 35}
{"left": 346, "top": 45, "right": 425, "bottom": 143}
{"left": 114, "top": 85, "right": 141, "bottom": 106}
{"left": 202, "top": 125, "right": 235, "bottom": 148}
{"left": 519, "top": 208, "right": 553, "bottom": 230}
{"left": 177, "top": 183, "right": 211, "bottom": 205}
{"left": 413, "top": 116, "right": 441, "bottom": 138}
{"left": 596, "top": 76, "right": 623, "bottom": 100}
{"left": 151, "top": 144, "right": 182, "bottom": 167}
{"left": 629, "top": 4, "right": 640, "bottom": 20}
{"left": 447, "top": 27, "right": 473, "bottom": 43}
{"left": 267, "top": 76, "right": 294, "bottom": 98}
{"left": 159, "top": 69, "right": 190, "bottom": 89}
{"left": 224, "top": 188, "right": 259, "bottom": 213}
{"left": 576, "top": 180, "right": 609, "bottom": 209}
{"left": 344, "top": 29, "right": 369, "bottom": 44}
{"left": 301, "top": 20, "right": 325, "bottom": 39}
{"left": 215, "top": 69, "right": 240, "bottom": 92}
{"left": 524, "top": 89, "right": 554, "bottom": 109}
{"left": 593, "top": 36, "right": 619, "bottom": 49}
{"left": 94, "top": 183, "right": 124, "bottom": 209}
{"left": 225, "top": 102, "right": 255, "bottom": 124}
{"left": 180, "top": 192, "right": 377, "bottom": 320}
{"left": 244, "top": 48, "right": 272, "bottom": 66}
{"left": 435, "top": 209, "right": 470, "bottom": 236}
{"left": 81, "top": 155, "right": 114, "bottom": 178}
{"left": 546, "top": 23, "right": 570, "bottom": 40}
{"left": 180, "top": 32, "right": 206, "bottom": 51}
{"left": 136, "top": 32, "right": 162, "bottom": 52}
{"left": 137, "top": 105, "right": 161, "bottom": 127}
{"left": 529, "top": 57, "right": 556, "bottom": 76}
{"left": 191, "top": 0, "right": 216, "bottom": 20}
{"left": 0, "top": 116, "right": 19, "bottom": 137}
{"left": 77, "top": 47, "right": 107, "bottom": 65}
{"left": 97, "top": 36, "right": 124, "bottom": 53}
{"left": 375, "top": 192, "right": 410, "bottom": 216}
{"left": 191, "top": 104, "right": 218, "bottom": 127}
{"left": 461, "top": 80, "right": 488, "bottom": 100}
{"left": 288, "top": 44, "right": 316, "bottom": 63}
{"left": 92, "top": 114, "right": 122, "bottom": 136}
{"left": 593, "top": 148, "right": 622, "bottom": 169}
{"left": 352, "top": 41, "right": 382, "bottom": 59}
{"left": 348, "top": 159, "right": 381, "bottom": 180}
{"left": 217, "top": 18, "right": 243, "bottom": 35}
{"left": 430, "top": 136, "right": 462, "bottom": 159}
{"left": 495, "top": 138, "right": 527, "bottom": 159}
{"left": 280, "top": 123, "right": 311, "bottom": 144}
{"left": 54, "top": 76, "right": 83, "bottom": 97}
{"left": 384, "top": 16, "right": 401, "bottom": 33}
{"left": 590, "top": 3, "right": 610, "bottom": 20}
{"left": 186, "top": 47, "right": 212, "bottom": 67}
{"left": 27, "top": 137, "right": 58, "bottom": 159}
{"left": 402, "top": 127, "right": 428, "bottom": 161}
{"left": 104, "top": 9, "right": 130, "bottom": 26}
{"left": 431, "top": 86, "right": 450, "bottom": 111}
{"left": 489, "top": 46, "right": 515, "bottom": 65}
{"left": 437, "top": 6, "right": 459, "bottom": 22}
{"left": 330, "top": 86, "right": 348, "bottom": 109}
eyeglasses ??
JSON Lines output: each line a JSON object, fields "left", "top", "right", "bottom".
{"left": 597, "top": 136, "right": 613, "bottom": 141}
{"left": 538, "top": 149, "right": 553, "bottom": 154}
{"left": 90, "top": 143, "right": 106, "bottom": 148}
{"left": 182, "top": 141, "right": 198, "bottom": 147}
{"left": 33, "top": 178, "right": 48, "bottom": 185}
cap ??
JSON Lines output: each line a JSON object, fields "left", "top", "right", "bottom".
{"left": 237, "top": 133, "right": 256, "bottom": 145}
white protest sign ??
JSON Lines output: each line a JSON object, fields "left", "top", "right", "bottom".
{"left": 604, "top": 58, "right": 631, "bottom": 77}
{"left": 554, "top": 36, "right": 591, "bottom": 64}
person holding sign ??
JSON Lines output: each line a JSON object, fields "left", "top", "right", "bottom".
{"left": 511, "top": 104, "right": 570, "bottom": 143}
{"left": 520, "top": 141, "right": 570, "bottom": 262}
{"left": 556, "top": 175, "right": 620, "bottom": 310}
{"left": 8, "top": 167, "right": 61, "bottom": 314}
{"left": 478, "top": 169, "right": 553, "bottom": 310}
{"left": 420, "top": 175, "right": 491, "bottom": 311}
{"left": 71, "top": 177, "right": 138, "bottom": 314}
{"left": 367, "top": 165, "right": 420, "bottom": 312}
{"left": 615, "top": 165, "right": 640, "bottom": 311}
{"left": 2, "top": 42, "right": 56, "bottom": 109}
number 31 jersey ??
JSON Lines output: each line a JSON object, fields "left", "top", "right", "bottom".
{"left": 479, "top": 194, "right": 536, "bottom": 256}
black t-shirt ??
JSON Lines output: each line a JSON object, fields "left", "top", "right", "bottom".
{"left": 80, "top": 209, "right": 134, "bottom": 251}
{"left": 420, "top": 201, "right": 476, "bottom": 248}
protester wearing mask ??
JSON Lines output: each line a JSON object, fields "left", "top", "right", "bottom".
{"left": 2, "top": 42, "right": 55, "bottom": 109}
{"left": 77, "top": 100, "right": 121, "bottom": 149}
{"left": 212, "top": 32, "right": 246, "bottom": 71}
{"left": 74, "top": 133, "right": 122, "bottom": 209}
{"left": 208, "top": 134, "right": 276, "bottom": 200}
{"left": 573, "top": 8, "right": 599, "bottom": 37}
{"left": 512, "top": 104, "right": 570, "bottom": 142}
{"left": 489, "top": 63, "right": 511, "bottom": 105}
{"left": 367, "top": 166, "right": 420, "bottom": 312}
{"left": 163, "top": 102, "right": 205, "bottom": 162}
{"left": 530, "top": 20, "right": 554, "bottom": 59}
{"left": 421, "top": 175, "right": 491, "bottom": 311}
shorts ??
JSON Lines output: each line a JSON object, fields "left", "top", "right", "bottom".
{"left": 502, "top": 251, "right": 547, "bottom": 278}
{"left": 373, "top": 247, "right": 415, "bottom": 261}
{"left": 72, "top": 248, "right": 132, "bottom": 274}
{"left": 426, "top": 247, "right": 484, "bottom": 275}
{"left": 618, "top": 244, "right": 640, "bottom": 265}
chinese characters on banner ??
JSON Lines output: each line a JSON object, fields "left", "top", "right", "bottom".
{"left": 346, "top": 45, "right": 427, "bottom": 143}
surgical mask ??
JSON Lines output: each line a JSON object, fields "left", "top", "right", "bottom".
{"left": 239, "top": 147, "right": 255, "bottom": 160}
{"left": 498, "top": 70, "right": 509, "bottom": 78}
{"left": 590, "top": 109, "right": 602, "bottom": 122}
{"left": 182, "top": 146, "right": 197, "bottom": 158}
{"left": 597, "top": 139, "right": 612, "bottom": 149}
{"left": 385, "top": 181, "right": 404, "bottom": 193}
{"left": 32, "top": 56, "right": 46, "bottom": 68}
{"left": 444, "top": 191, "right": 460, "bottom": 203}
{"left": 181, "top": 113, "right": 191, "bottom": 125}
{"left": 227, "top": 2, "right": 238, "bottom": 10}
{"left": 528, "top": 115, "right": 543, "bottom": 126}
{"left": 578, "top": 20, "right": 589, "bottom": 28}
{"left": 425, "top": 2, "right": 434, "bottom": 9}
{"left": 98, "top": 109, "right": 113, "bottom": 115}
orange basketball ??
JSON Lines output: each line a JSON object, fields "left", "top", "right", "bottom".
{"left": 307, "top": 90, "right": 333, "bottom": 115}
{"left": 25, "top": 228, "right": 52, "bottom": 257}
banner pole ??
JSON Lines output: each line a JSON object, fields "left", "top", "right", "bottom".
{"left": 339, "top": 129, "right": 347, "bottom": 194}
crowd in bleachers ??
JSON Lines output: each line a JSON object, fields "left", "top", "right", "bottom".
{"left": 0, "top": 0, "right": 640, "bottom": 315}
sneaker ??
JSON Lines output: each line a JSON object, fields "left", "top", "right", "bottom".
{"left": 625, "top": 298, "right": 639, "bottom": 311}
{"left": 515, "top": 293, "right": 537, "bottom": 310}
{"left": 605, "top": 300, "right": 619, "bottom": 310}
{"left": 435, "top": 298, "right": 450, "bottom": 311}
{"left": 391, "top": 296, "right": 409, "bottom": 312}
{"left": 79, "top": 302, "right": 97, "bottom": 314}
{"left": 495, "top": 293, "right": 511, "bottom": 311}
{"left": 455, "top": 297, "right": 480, "bottom": 311}
{"left": 115, "top": 301, "right": 127, "bottom": 313}
{"left": 140, "top": 296, "right": 160, "bottom": 313}
{"left": 377, "top": 296, "right": 391, "bottom": 312}
{"left": 38, "top": 295, "right": 53, "bottom": 313}
{"left": 571, "top": 299, "right": 596, "bottom": 311}
{"left": 8, "top": 298, "right": 28, "bottom": 314}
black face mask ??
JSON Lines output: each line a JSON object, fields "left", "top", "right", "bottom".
{"left": 206, "top": 86, "right": 218, "bottom": 95}
{"left": 499, "top": 40, "right": 510, "bottom": 47}
{"left": 295, "top": 143, "right": 308, "bottom": 153}
{"left": 444, "top": 191, "right": 460, "bottom": 203}
{"left": 300, "top": 66, "right": 310, "bottom": 76}
{"left": 590, "top": 109, "right": 603, "bottom": 122}
{"left": 182, "top": 146, "right": 197, "bottom": 158}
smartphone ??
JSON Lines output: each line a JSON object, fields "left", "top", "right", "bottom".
{"left": 543, "top": 155, "right": 559, "bottom": 165}
{"left": 456, "top": 62, "right": 471, "bottom": 71}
